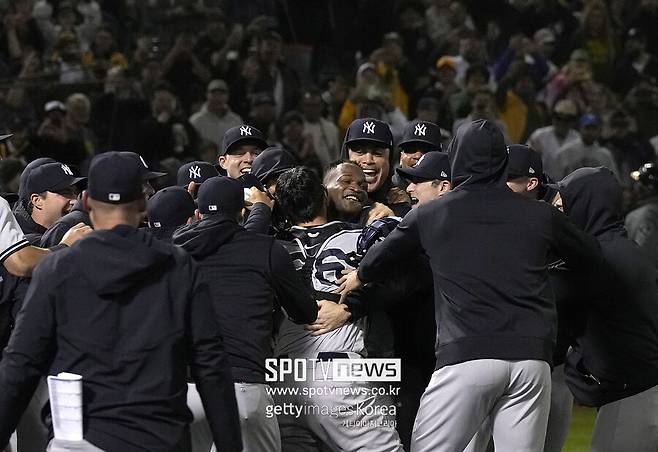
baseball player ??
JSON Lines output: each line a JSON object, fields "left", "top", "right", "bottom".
{"left": 144, "top": 186, "right": 196, "bottom": 242}
{"left": 340, "top": 120, "right": 603, "bottom": 451}
{"left": 392, "top": 120, "right": 443, "bottom": 190}
{"left": 173, "top": 176, "right": 318, "bottom": 452}
{"left": 273, "top": 166, "right": 404, "bottom": 452}
{"left": 553, "top": 167, "right": 658, "bottom": 452}
{"left": 177, "top": 160, "right": 219, "bottom": 197}
{"left": 0, "top": 151, "right": 242, "bottom": 452}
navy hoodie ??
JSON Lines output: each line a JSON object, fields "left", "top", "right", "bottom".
{"left": 0, "top": 225, "right": 242, "bottom": 452}
{"left": 358, "top": 120, "right": 602, "bottom": 368}
{"left": 558, "top": 167, "right": 658, "bottom": 406}
{"left": 173, "top": 215, "right": 317, "bottom": 383}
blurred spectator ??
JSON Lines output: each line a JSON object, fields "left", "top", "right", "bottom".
{"left": 449, "top": 63, "right": 490, "bottom": 120}
{"left": 396, "top": 3, "right": 433, "bottom": 82}
{"left": 528, "top": 99, "right": 581, "bottom": 179}
{"left": 138, "top": 54, "right": 164, "bottom": 102}
{"left": 0, "top": 52, "right": 40, "bottom": 131}
{"left": 1, "top": 0, "right": 45, "bottom": 70}
{"left": 1, "top": 117, "right": 40, "bottom": 163}
{"left": 625, "top": 79, "right": 658, "bottom": 141}
{"left": 162, "top": 30, "right": 211, "bottom": 114}
{"left": 453, "top": 88, "right": 509, "bottom": 143}
{"left": 253, "top": 29, "right": 301, "bottom": 118}
{"left": 565, "top": 0, "right": 618, "bottom": 84}
{"left": 533, "top": 28, "right": 559, "bottom": 83}
{"left": 227, "top": 55, "right": 261, "bottom": 119}
{"left": 194, "top": 14, "right": 244, "bottom": 78}
{"left": 550, "top": 113, "right": 620, "bottom": 181}
{"left": 197, "top": 140, "right": 218, "bottom": 164}
{"left": 91, "top": 66, "right": 150, "bottom": 151}
{"left": 0, "top": 158, "right": 24, "bottom": 194}
{"left": 449, "top": 30, "right": 488, "bottom": 85}
{"left": 425, "top": 0, "right": 454, "bottom": 46}
{"left": 498, "top": 62, "right": 547, "bottom": 143}
{"left": 50, "top": 31, "right": 90, "bottom": 84}
{"left": 64, "top": 93, "right": 97, "bottom": 161}
{"left": 248, "top": 91, "right": 277, "bottom": 140}
{"left": 277, "top": 110, "right": 321, "bottom": 174}
{"left": 32, "top": 0, "right": 101, "bottom": 56}
{"left": 612, "top": 28, "right": 658, "bottom": 96}
{"left": 414, "top": 56, "right": 459, "bottom": 131}
{"left": 493, "top": 33, "right": 551, "bottom": 85}
{"left": 602, "top": 110, "right": 656, "bottom": 189}
{"left": 82, "top": 26, "right": 128, "bottom": 82}
{"left": 320, "top": 72, "right": 349, "bottom": 124}
{"left": 545, "top": 48, "right": 594, "bottom": 107}
{"left": 35, "top": 98, "right": 89, "bottom": 167}
{"left": 369, "top": 45, "right": 410, "bottom": 116}
{"left": 189, "top": 79, "right": 243, "bottom": 147}
{"left": 301, "top": 88, "right": 341, "bottom": 170}
{"left": 136, "top": 83, "right": 199, "bottom": 166}
{"left": 625, "top": 0, "right": 658, "bottom": 56}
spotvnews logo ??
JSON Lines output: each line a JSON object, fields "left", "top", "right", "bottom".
{"left": 265, "top": 358, "right": 401, "bottom": 382}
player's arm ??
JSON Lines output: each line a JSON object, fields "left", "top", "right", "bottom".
{"left": 0, "top": 260, "right": 57, "bottom": 447}
{"left": 186, "top": 265, "right": 242, "bottom": 452}
{"left": 269, "top": 241, "right": 318, "bottom": 324}
{"left": 550, "top": 207, "right": 603, "bottom": 270}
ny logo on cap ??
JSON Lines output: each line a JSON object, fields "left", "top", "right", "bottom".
{"left": 528, "top": 166, "right": 535, "bottom": 174}
{"left": 440, "top": 171, "right": 448, "bottom": 178}
{"left": 109, "top": 193, "right": 121, "bottom": 201}
{"left": 240, "top": 126, "right": 252, "bottom": 136}
{"left": 61, "top": 164, "right": 73, "bottom": 176}
{"left": 362, "top": 121, "right": 376, "bottom": 134}
{"left": 414, "top": 123, "right": 427, "bottom": 136}
{"left": 189, "top": 165, "right": 201, "bottom": 179}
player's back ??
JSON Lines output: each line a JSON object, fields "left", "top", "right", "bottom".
{"left": 276, "top": 221, "right": 365, "bottom": 358}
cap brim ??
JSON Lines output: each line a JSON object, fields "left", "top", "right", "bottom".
{"left": 223, "top": 137, "right": 268, "bottom": 155}
{"left": 143, "top": 170, "right": 167, "bottom": 180}
{"left": 345, "top": 137, "right": 392, "bottom": 148}
{"left": 398, "top": 138, "right": 441, "bottom": 150}
{"left": 396, "top": 167, "right": 435, "bottom": 182}
{"left": 0, "top": 134, "right": 13, "bottom": 142}
{"left": 50, "top": 176, "right": 87, "bottom": 192}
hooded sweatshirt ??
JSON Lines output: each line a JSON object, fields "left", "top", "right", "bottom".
{"left": 173, "top": 215, "right": 317, "bottom": 383}
{"left": 0, "top": 225, "right": 242, "bottom": 452}
{"left": 558, "top": 167, "right": 658, "bottom": 406}
{"left": 358, "top": 119, "right": 602, "bottom": 368}
{"left": 40, "top": 198, "right": 91, "bottom": 247}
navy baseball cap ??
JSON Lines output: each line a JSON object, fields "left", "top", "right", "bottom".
{"left": 344, "top": 118, "right": 393, "bottom": 148}
{"left": 18, "top": 157, "right": 57, "bottom": 201}
{"left": 251, "top": 146, "right": 297, "bottom": 183}
{"left": 220, "top": 125, "right": 268, "bottom": 156}
{"left": 197, "top": 176, "right": 244, "bottom": 215}
{"left": 177, "top": 161, "right": 219, "bottom": 187}
{"left": 398, "top": 120, "right": 442, "bottom": 152}
{"left": 119, "top": 151, "right": 167, "bottom": 180}
{"left": 25, "top": 162, "right": 85, "bottom": 196}
{"left": 396, "top": 152, "right": 451, "bottom": 182}
{"left": 88, "top": 152, "right": 143, "bottom": 204}
{"left": 147, "top": 186, "right": 196, "bottom": 228}
{"left": 507, "top": 144, "right": 543, "bottom": 178}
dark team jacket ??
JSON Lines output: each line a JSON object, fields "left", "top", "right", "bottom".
{"left": 557, "top": 167, "right": 658, "bottom": 407}
{"left": 358, "top": 120, "right": 603, "bottom": 369}
{"left": 40, "top": 199, "right": 91, "bottom": 248}
{"left": 0, "top": 225, "right": 242, "bottom": 452}
{"left": 173, "top": 215, "right": 317, "bottom": 383}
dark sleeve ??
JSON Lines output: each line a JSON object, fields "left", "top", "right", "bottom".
{"left": 358, "top": 208, "right": 423, "bottom": 284}
{"left": 40, "top": 221, "right": 72, "bottom": 248}
{"left": 243, "top": 203, "right": 272, "bottom": 234}
{"left": 186, "top": 264, "right": 242, "bottom": 452}
{"left": 550, "top": 208, "right": 603, "bottom": 269}
{"left": 269, "top": 241, "right": 318, "bottom": 324}
{"left": 0, "top": 262, "right": 57, "bottom": 447}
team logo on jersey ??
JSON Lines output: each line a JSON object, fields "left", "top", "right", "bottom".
{"left": 362, "top": 121, "right": 376, "bottom": 134}
{"left": 61, "top": 164, "right": 73, "bottom": 176}
{"left": 414, "top": 123, "right": 426, "bottom": 136}
{"left": 240, "top": 125, "right": 252, "bottom": 136}
{"left": 189, "top": 165, "right": 201, "bottom": 179}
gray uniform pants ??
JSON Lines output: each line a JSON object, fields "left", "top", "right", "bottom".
{"left": 411, "top": 359, "right": 551, "bottom": 452}
{"left": 464, "top": 363, "right": 573, "bottom": 452}
{"left": 591, "top": 384, "right": 658, "bottom": 452}
{"left": 187, "top": 382, "right": 281, "bottom": 452}
{"left": 46, "top": 440, "right": 104, "bottom": 452}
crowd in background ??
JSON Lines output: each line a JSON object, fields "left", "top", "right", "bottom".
{"left": 1, "top": 0, "right": 658, "bottom": 212}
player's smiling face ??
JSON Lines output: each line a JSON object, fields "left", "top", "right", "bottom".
{"left": 326, "top": 163, "right": 368, "bottom": 216}
{"left": 218, "top": 144, "right": 262, "bottom": 178}
{"left": 348, "top": 142, "right": 390, "bottom": 193}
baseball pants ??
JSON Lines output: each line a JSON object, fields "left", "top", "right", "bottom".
{"left": 463, "top": 363, "right": 572, "bottom": 452}
{"left": 273, "top": 357, "right": 404, "bottom": 452}
{"left": 46, "top": 440, "right": 104, "bottom": 452}
{"left": 187, "top": 382, "right": 281, "bottom": 452}
{"left": 411, "top": 359, "right": 551, "bottom": 452}
{"left": 590, "top": 384, "right": 658, "bottom": 452}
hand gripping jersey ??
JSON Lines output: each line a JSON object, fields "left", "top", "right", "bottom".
{"left": 275, "top": 221, "right": 366, "bottom": 358}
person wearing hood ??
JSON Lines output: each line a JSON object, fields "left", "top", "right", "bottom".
{"left": 173, "top": 176, "right": 317, "bottom": 452}
{"left": 340, "top": 120, "right": 603, "bottom": 451}
{"left": 341, "top": 118, "right": 411, "bottom": 217}
{"left": 0, "top": 152, "right": 242, "bottom": 452}
{"left": 552, "top": 167, "right": 658, "bottom": 452}
{"left": 39, "top": 151, "right": 167, "bottom": 248}
{"left": 144, "top": 186, "right": 196, "bottom": 243}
